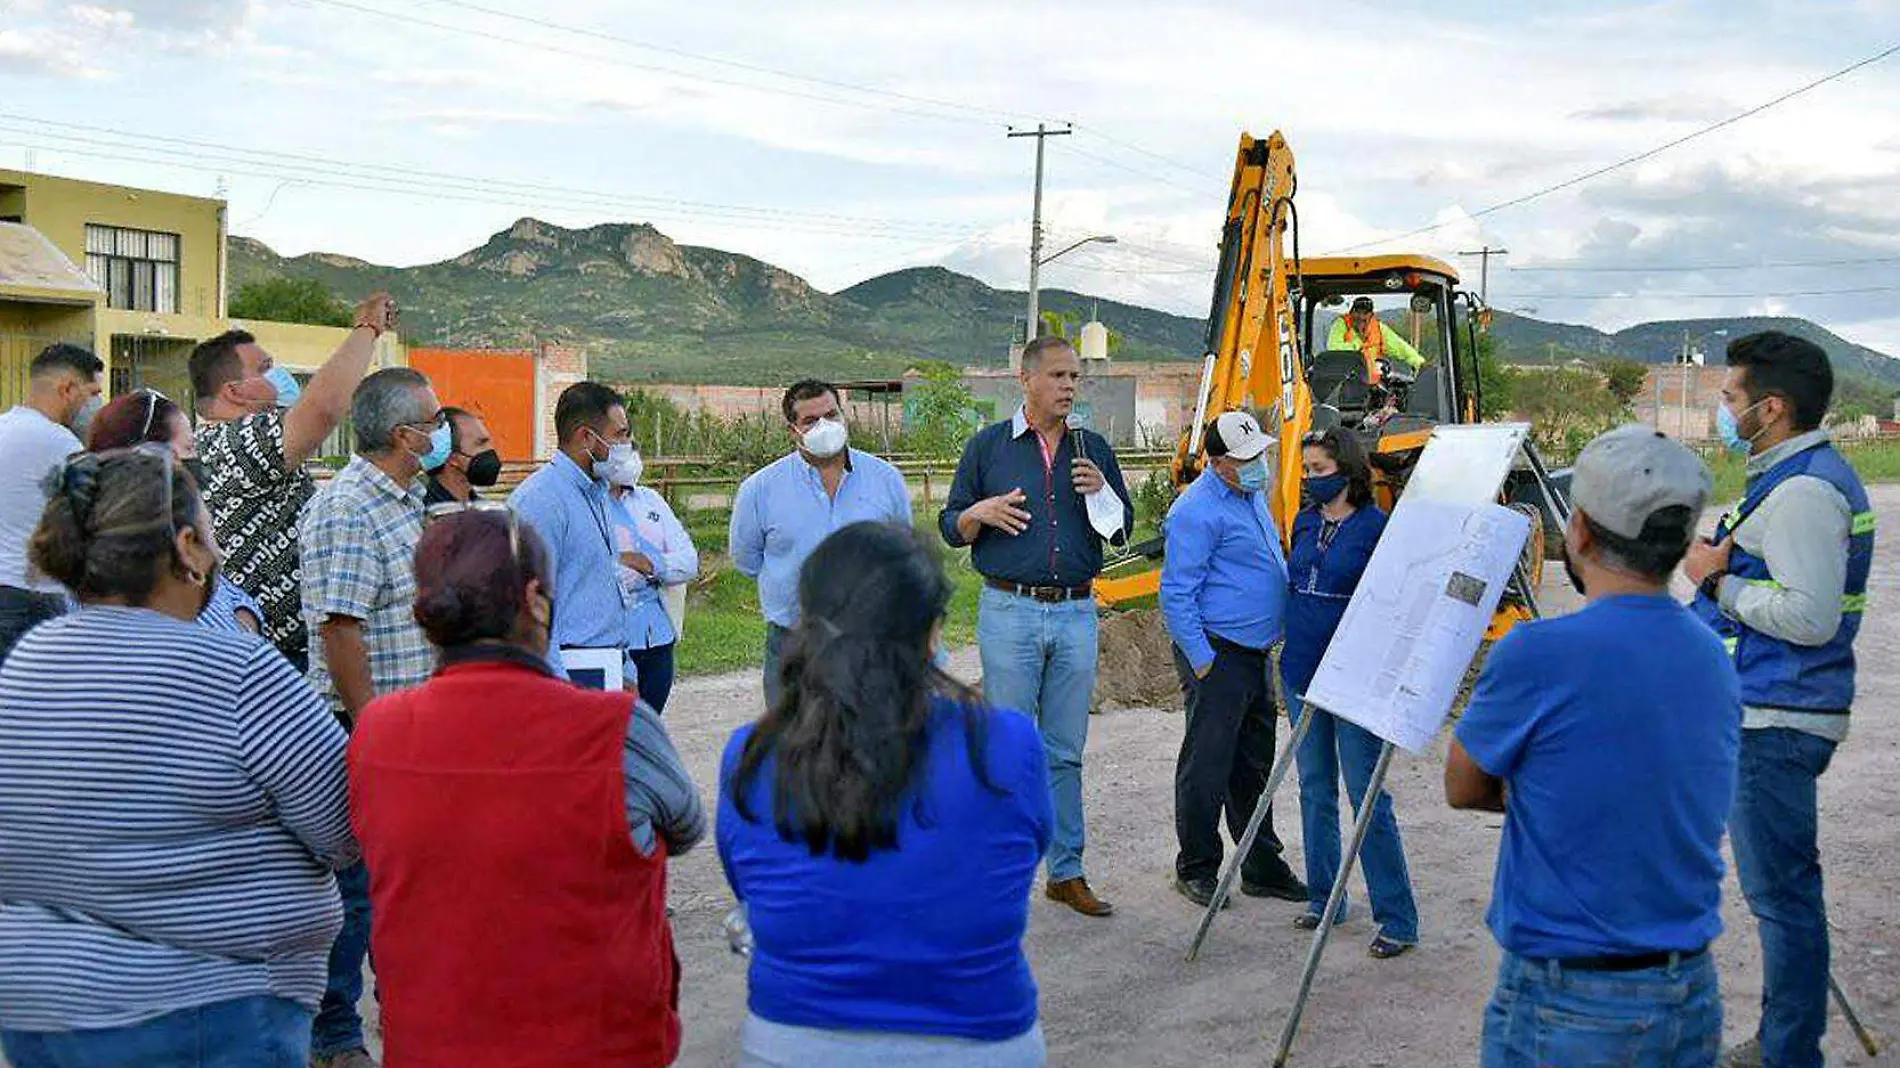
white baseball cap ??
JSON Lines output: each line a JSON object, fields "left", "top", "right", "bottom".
{"left": 1209, "top": 411, "right": 1273, "bottom": 462}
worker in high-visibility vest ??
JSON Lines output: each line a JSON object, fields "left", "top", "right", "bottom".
{"left": 1326, "top": 297, "right": 1424, "bottom": 382}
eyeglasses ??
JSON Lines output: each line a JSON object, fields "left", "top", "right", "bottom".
{"left": 136, "top": 387, "right": 170, "bottom": 442}
{"left": 424, "top": 500, "right": 521, "bottom": 565}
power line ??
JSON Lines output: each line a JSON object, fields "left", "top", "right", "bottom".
{"left": 1070, "top": 124, "right": 1225, "bottom": 182}
{"left": 1331, "top": 40, "right": 1900, "bottom": 254}
{"left": 296, "top": 0, "right": 1010, "bottom": 128}
{"left": 411, "top": 0, "right": 1036, "bottom": 125}
{"left": 1496, "top": 284, "right": 1900, "bottom": 301}
{"left": 1508, "top": 253, "right": 1900, "bottom": 273}
{"left": 1052, "top": 141, "right": 1204, "bottom": 195}
{"left": 0, "top": 114, "right": 989, "bottom": 238}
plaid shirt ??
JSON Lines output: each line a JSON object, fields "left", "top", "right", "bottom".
{"left": 300, "top": 455, "right": 430, "bottom": 719}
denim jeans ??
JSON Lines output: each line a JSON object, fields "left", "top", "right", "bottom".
{"left": 0, "top": 585, "right": 65, "bottom": 671}
{"left": 312, "top": 862, "right": 372, "bottom": 1057}
{"left": 762, "top": 623, "right": 791, "bottom": 710}
{"left": 1481, "top": 951, "right": 1721, "bottom": 1068}
{"left": 976, "top": 587, "right": 1097, "bottom": 882}
{"left": 1170, "top": 640, "right": 1285, "bottom": 885}
{"left": 2, "top": 995, "right": 312, "bottom": 1068}
{"left": 1730, "top": 727, "right": 1837, "bottom": 1068}
{"left": 1284, "top": 685, "right": 1419, "bottom": 943}
{"left": 630, "top": 641, "right": 677, "bottom": 713}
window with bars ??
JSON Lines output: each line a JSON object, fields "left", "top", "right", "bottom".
{"left": 84, "top": 224, "right": 180, "bottom": 314}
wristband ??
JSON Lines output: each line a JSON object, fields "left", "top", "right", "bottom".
{"left": 354, "top": 321, "right": 383, "bottom": 338}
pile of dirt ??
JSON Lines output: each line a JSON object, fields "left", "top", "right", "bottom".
{"left": 1092, "top": 608, "right": 1185, "bottom": 712}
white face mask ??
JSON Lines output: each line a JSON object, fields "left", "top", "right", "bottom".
{"left": 606, "top": 449, "right": 644, "bottom": 487}
{"left": 802, "top": 417, "right": 848, "bottom": 459}
{"left": 597, "top": 441, "right": 635, "bottom": 481}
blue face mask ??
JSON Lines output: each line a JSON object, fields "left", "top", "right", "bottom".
{"left": 262, "top": 366, "right": 302, "bottom": 408}
{"left": 1303, "top": 472, "right": 1351, "bottom": 508}
{"left": 1717, "top": 398, "right": 1765, "bottom": 455}
{"left": 419, "top": 421, "right": 454, "bottom": 471}
{"left": 1235, "top": 457, "right": 1269, "bottom": 493}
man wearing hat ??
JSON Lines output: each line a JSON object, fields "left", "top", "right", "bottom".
{"left": 1161, "top": 410, "right": 1308, "bottom": 908}
{"left": 1447, "top": 425, "right": 1740, "bottom": 1067}
{"left": 1327, "top": 297, "right": 1425, "bottom": 382}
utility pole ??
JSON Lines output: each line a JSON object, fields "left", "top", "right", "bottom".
{"left": 1457, "top": 246, "right": 1509, "bottom": 304}
{"left": 1009, "top": 123, "right": 1072, "bottom": 369}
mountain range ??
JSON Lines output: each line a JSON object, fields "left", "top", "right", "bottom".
{"left": 230, "top": 218, "right": 1900, "bottom": 392}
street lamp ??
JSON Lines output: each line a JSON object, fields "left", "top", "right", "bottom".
{"left": 1025, "top": 234, "right": 1117, "bottom": 350}
{"left": 1673, "top": 328, "right": 1727, "bottom": 438}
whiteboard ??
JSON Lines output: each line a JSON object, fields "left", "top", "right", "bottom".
{"left": 1301, "top": 499, "right": 1529, "bottom": 752}
{"left": 1401, "top": 423, "right": 1530, "bottom": 507}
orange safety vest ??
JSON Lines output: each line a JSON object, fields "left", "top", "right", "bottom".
{"left": 1341, "top": 318, "right": 1386, "bottom": 383}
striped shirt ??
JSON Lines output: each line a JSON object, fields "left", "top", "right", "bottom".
{"left": 301, "top": 455, "right": 431, "bottom": 719}
{"left": 0, "top": 606, "right": 357, "bottom": 1032}
{"left": 198, "top": 575, "right": 265, "bottom": 634}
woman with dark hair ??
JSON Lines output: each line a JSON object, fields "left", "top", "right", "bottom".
{"left": 718, "top": 521, "right": 1052, "bottom": 1067}
{"left": 1281, "top": 427, "right": 1420, "bottom": 959}
{"left": 86, "top": 388, "right": 264, "bottom": 633}
{"left": 0, "top": 448, "right": 356, "bottom": 1066}
{"left": 348, "top": 507, "right": 702, "bottom": 1068}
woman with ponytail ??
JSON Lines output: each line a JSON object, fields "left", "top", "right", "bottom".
{"left": 718, "top": 521, "right": 1053, "bottom": 1068}
{"left": 0, "top": 448, "right": 355, "bottom": 1067}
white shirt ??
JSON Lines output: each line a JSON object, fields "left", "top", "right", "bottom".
{"left": 0, "top": 406, "right": 81, "bottom": 593}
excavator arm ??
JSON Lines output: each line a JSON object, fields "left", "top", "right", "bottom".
{"left": 1095, "top": 132, "right": 1307, "bottom": 606}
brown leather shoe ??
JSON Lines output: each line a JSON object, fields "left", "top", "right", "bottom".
{"left": 1046, "top": 877, "right": 1115, "bottom": 917}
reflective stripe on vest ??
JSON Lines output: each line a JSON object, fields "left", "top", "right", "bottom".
{"left": 1688, "top": 442, "right": 1872, "bottom": 713}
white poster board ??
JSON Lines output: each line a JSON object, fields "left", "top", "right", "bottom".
{"left": 1401, "top": 422, "right": 1530, "bottom": 507}
{"left": 1302, "top": 499, "right": 1529, "bottom": 752}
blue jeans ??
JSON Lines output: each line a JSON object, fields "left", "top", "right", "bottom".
{"left": 976, "top": 587, "right": 1098, "bottom": 883}
{"left": 1284, "top": 686, "right": 1419, "bottom": 943}
{"left": 1481, "top": 951, "right": 1721, "bottom": 1068}
{"left": 313, "top": 862, "right": 371, "bottom": 1057}
{"left": 1730, "top": 727, "right": 1837, "bottom": 1068}
{"left": 2, "top": 995, "right": 311, "bottom": 1068}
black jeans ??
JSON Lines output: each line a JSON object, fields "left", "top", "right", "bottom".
{"left": 1172, "top": 638, "right": 1287, "bottom": 884}
{"left": 0, "top": 586, "right": 66, "bottom": 671}
{"left": 630, "top": 642, "right": 677, "bottom": 714}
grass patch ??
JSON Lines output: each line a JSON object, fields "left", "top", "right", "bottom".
{"left": 673, "top": 502, "right": 987, "bottom": 677}
{"left": 1706, "top": 438, "right": 1900, "bottom": 504}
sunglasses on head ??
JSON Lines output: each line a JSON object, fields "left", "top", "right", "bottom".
{"left": 424, "top": 500, "right": 522, "bottom": 566}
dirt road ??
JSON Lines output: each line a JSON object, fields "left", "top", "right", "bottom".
{"left": 658, "top": 486, "right": 1900, "bottom": 1067}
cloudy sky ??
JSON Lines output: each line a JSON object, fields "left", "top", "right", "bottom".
{"left": 4, "top": 0, "right": 1900, "bottom": 351}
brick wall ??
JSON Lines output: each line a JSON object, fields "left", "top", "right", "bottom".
{"left": 536, "top": 343, "right": 588, "bottom": 459}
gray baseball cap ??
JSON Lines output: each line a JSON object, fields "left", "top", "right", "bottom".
{"left": 1569, "top": 424, "right": 1713, "bottom": 539}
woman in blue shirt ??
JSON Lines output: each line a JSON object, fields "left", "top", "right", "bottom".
{"left": 718, "top": 521, "right": 1052, "bottom": 1068}
{"left": 1281, "top": 428, "right": 1419, "bottom": 959}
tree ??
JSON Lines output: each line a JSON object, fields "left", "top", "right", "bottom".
{"left": 901, "top": 360, "right": 979, "bottom": 460}
{"left": 1598, "top": 358, "right": 1650, "bottom": 406}
{"left": 229, "top": 276, "right": 352, "bottom": 327}
{"left": 1471, "top": 332, "right": 1517, "bottom": 416}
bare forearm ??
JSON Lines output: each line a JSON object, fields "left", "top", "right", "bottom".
{"left": 284, "top": 326, "right": 379, "bottom": 467}
{"left": 321, "top": 617, "right": 376, "bottom": 722}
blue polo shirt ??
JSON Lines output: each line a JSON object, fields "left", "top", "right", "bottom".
{"left": 1456, "top": 594, "right": 1742, "bottom": 959}
{"left": 728, "top": 449, "right": 912, "bottom": 628}
{"left": 1159, "top": 469, "right": 1288, "bottom": 673}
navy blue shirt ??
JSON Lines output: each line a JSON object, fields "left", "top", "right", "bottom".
{"left": 1280, "top": 505, "right": 1387, "bottom": 697}
{"left": 717, "top": 698, "right": 1052, "bottom": 1041}
{"left": 938, "top": 412, "right": 1133, "bottom": 587}
{"left": 1455, "top": 594, "right": 1742, "bottom": 959}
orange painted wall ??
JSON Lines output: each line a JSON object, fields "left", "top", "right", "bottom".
{"left": 408, "top": 347, "right": 537, "bottom": 461}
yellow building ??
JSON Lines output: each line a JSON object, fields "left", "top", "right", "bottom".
{"left": 0, "top": 169, "right": 401, "bottom": 438}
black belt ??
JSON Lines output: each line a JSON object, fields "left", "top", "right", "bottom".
{"left": 985, "top": 578, "right": 1093, "bottom": 603}
{"left": 1539, "top": 945, "right": 1708, "bottom": 973}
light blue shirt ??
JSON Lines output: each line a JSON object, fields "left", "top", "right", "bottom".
{"left": 1160, "top": 468, "right": 1289, "bottom": 673}
{"left": 608, "top": 485, "right": 699, "bottom": 651}
{"left": 510, "top": 451, "right": 627, "bottom": 653}
{"left": 729, "top": 449, "right": 912, "bottom": 627}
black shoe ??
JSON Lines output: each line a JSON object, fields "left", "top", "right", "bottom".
{"left": 1172, "top": 876, "right": 1230, "bottom": 909}
{"left": 1240, "top": 864, "right": 1308, "bottom": 902}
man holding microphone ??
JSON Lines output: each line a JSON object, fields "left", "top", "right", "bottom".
{"left": 939, "top": 335, "right": 1132, "bottom": 917}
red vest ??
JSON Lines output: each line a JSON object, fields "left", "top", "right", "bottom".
{"left": 350, "top": 656, "right": 680, "bottom": 1068}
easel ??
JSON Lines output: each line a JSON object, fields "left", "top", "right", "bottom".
{"left": 1186, "top": 425, "right": 1567, "bottom": 1067}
